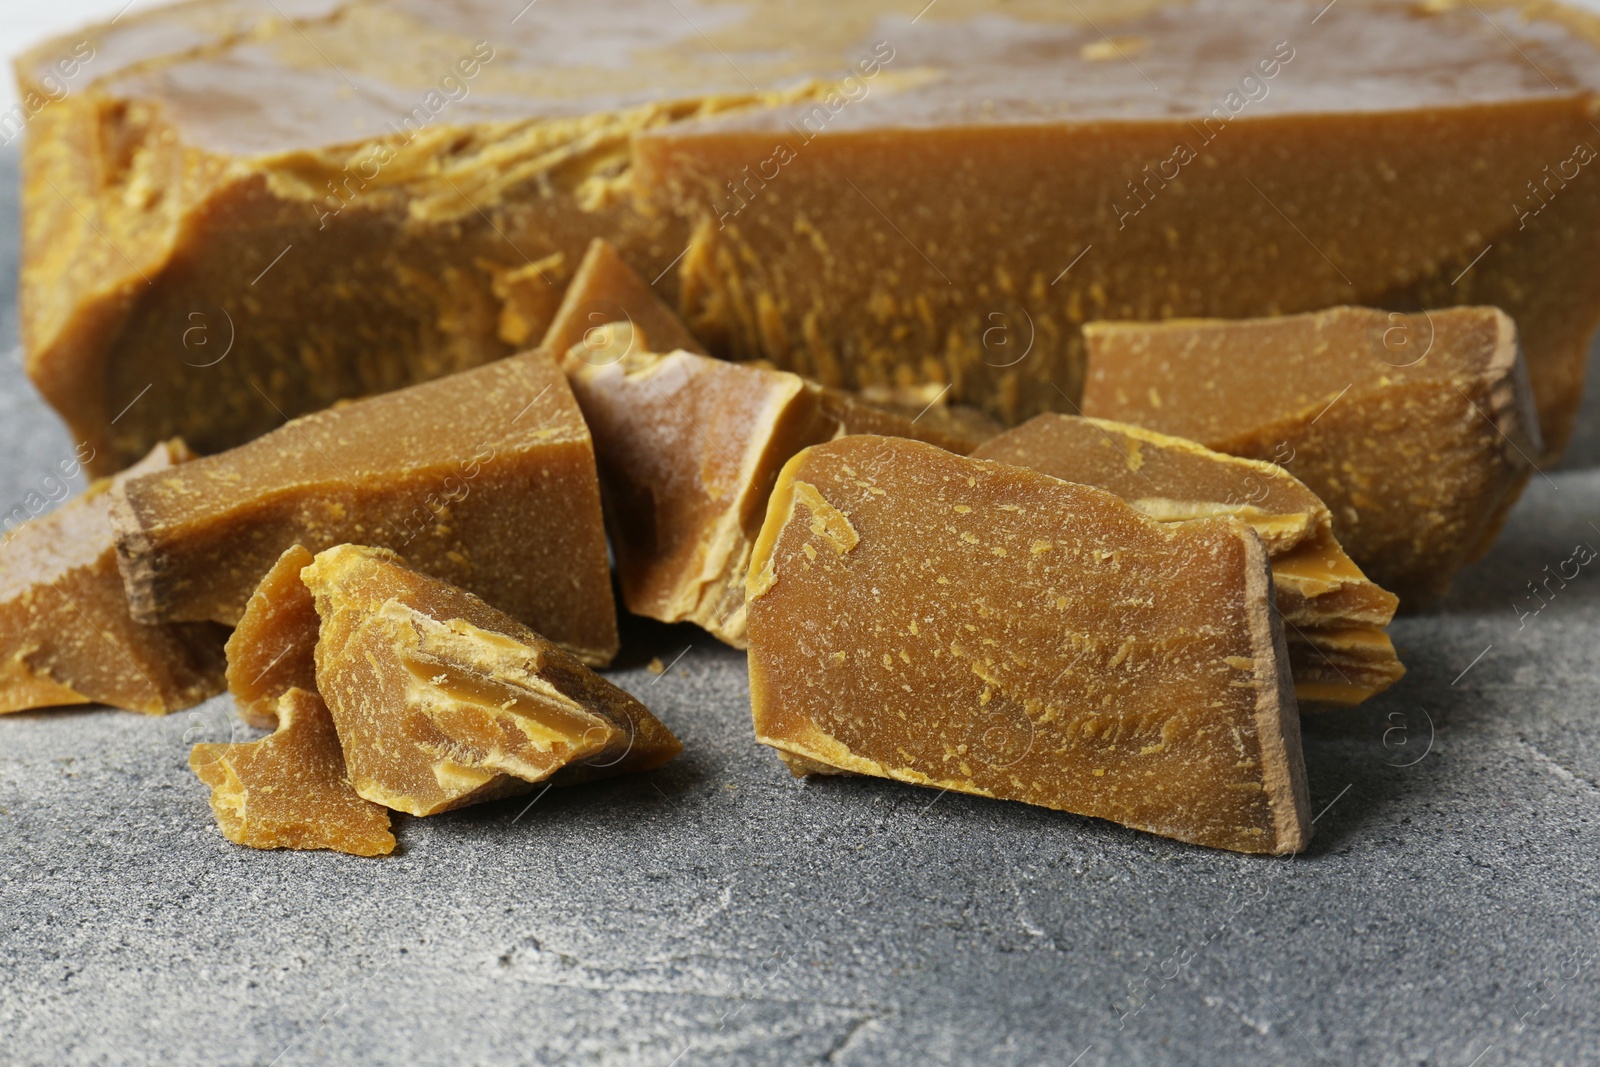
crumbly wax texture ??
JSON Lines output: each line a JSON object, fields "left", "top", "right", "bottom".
{"left": 20, "top": 1, "right": 1600, "bottom": 473}
{"left": 746, "top": 435, "right": 1312, "bottom": 855}
{"left": 972, "top": 414, "right": 1404, "bottom": 708}
{"left": 1083, "top": 305, "right": 1542, "bottom": 607}
{"left": 304, "top": 544, "right": 680, "bottom": 818}
{"left": 189, "top": 687, "right": 396, "bottom": 857}
{"left": 0, "top": 439, "right": 226, "bottom": 715}
{"left": 109, "top": 352, "right": 619, "bottom": 665}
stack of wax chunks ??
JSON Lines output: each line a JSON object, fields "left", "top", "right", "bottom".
{"left": 8, "top": 0, "right": 1600, "bottom": 855}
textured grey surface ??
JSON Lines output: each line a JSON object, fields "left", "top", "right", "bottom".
{"left": 1, "top": 143, "right": 1598, "bottom": 1067}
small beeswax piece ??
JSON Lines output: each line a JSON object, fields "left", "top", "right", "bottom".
{"left": 0, "top": 440, "right": 226, "bottom": 715}
{"left": 224, "top": 545, "right": 319, "bottom": 729}
{"left": 304, "top": 545, "right": 680, "bottom": 817}
{"left": 972, "top": 414, "right": 1403, "bottom": 708}
{"left": 544, "top": 238, "right": 709, "bottom": 359}
{"left": 110, "top": 353, "right": 619, "bottom": 665}
{"left": 189, "top": 687, "right": 395, "bottom": 857}
{"left": 1082, "top": 306, "right": 1541, "bottom": 606}
{"left": 564, "top": 342, "right": 833, "bottom": 646}
{"left": 746, "top": 435, "right": 1312, "bottom": 855}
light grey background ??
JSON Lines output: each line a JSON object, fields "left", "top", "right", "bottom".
{"left": 1, "top": 142, "right": 1597, "bottom": 1066}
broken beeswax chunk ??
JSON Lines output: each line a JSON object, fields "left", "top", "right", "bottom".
{"left": 544, "top": 238, "right": 709, "bottom": 359}
{"left": 304, "top": 545, "right": 680, "bottom": 816}
{"left": 564, "top": 339, "right": 832, "bottom": 646}
{"left": 971, "top": 414, "right": 1403, "bottom": 708}
{"left": 1083, "top": 306, "right": 1542, "bottom": 606}
{"left": 189, "top": 687, "right": 395, "bottom": 857}
{"left": 110, "top": 353, "right": 619, "bottom": 665}
{"left": 746, "top": 435, "right": 1312, "bottom": 855}
{"left": 224, "top": 545, "right": 319, "bottom": 729}
{"left": 31, "top": 1, "right": 1600, "bottom": 474}
{"left": 562, "top": 328, "right": 995, "bottom": 647}
{"left": 0, "top": 440, "right": 226, "bottom": 715}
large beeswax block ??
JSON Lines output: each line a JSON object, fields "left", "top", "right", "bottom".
{"left": 23, "top": 1, "right": 1600, "bottom": 473}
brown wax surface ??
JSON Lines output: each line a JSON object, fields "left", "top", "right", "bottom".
{"left": 564, "top": 339, "right": 830, "bottom": 647}
{"left": 975, "top": 415, "right": 1324, "bottom": 551}
{"left": 972, "top": 415, "right": 1403, "bottom": 707}
{"left": 746, "top": 435, "right": 1312, "bottom": 855}
{"left": 22, "top": 1, "right": 1600, "bottom": 473}
{"left": 22, "top": 1, "right": 1596, "bottom": 152}
{"left": 110, "top": 352, "right": 618, "bottom": 665}
{"left": 552, "top": 236, "right": 999, "bottom": 456}
{"left": 638, "top": 1, "right": 1600, "bottom": 456}
{"left": 552, "top": 236, "right": 999, "bottom": 644}
{"left": 0, "top": 440, "right": 226, "bottom": 715}
{"left": 225, "top": 544, "right": 319, "bottom": 729}
{"left": 190, "top": 687, "right": 395, "bottom": 857}
{"left": 1082, "top": 306, "right": 1542, "bottom": 606}
{"left": 544, "top": 238, "right": 708, "bottom": 359}
{"left": 305, "top": 545, "right": 679, "bottom": 817}
{"left": 816, "top": 387, "right": 1001, "bottom": 456}
{"left": 856, "top": 385, "right": 1005, "bottom": 452}
{"left": 563, "top": 316, "right": 1002, "bottom": 646}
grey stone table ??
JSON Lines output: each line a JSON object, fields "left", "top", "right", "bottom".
{"left": 0, "top": 145, "right": 1596, "bottom": 1067}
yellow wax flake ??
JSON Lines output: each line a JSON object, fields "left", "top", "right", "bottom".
{"left": 793, "top": 480, "right": 860, "bottom": 555}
